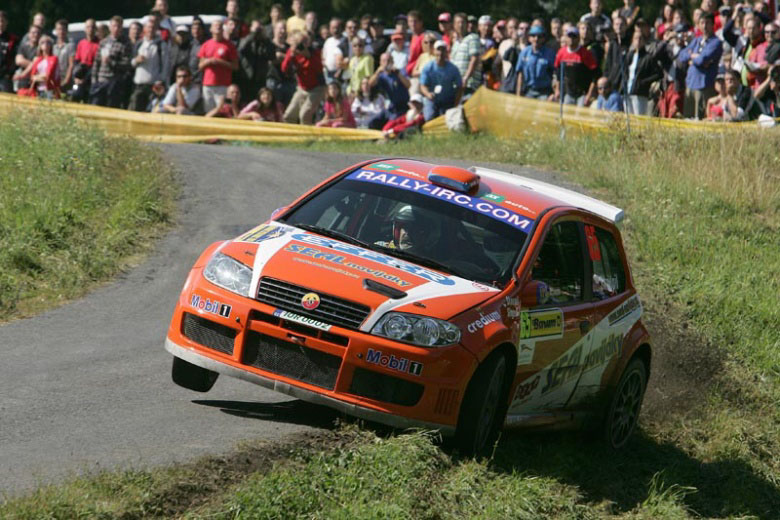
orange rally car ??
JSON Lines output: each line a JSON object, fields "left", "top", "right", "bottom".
{"left": 165, "top": 158, "right": 651, "bottom": 453}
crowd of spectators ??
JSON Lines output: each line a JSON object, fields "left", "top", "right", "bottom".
{"left": 2, "top": 0, "right": 780, "bottom": 133}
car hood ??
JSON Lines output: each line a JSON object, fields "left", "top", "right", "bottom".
{"left": 223, "top": 222, "right": 501, "bottom": 332}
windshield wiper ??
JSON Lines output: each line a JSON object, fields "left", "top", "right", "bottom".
{"left": 292, "top": 223, "right": 373, "bottom": 249}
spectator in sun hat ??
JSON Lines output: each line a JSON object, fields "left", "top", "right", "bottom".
{"left": 553, "top": 25, "right": 599, "bottom": 106}
{"left": 478, "top": 15, "right": 496, "bottom": 50}
{"left": 516, "top": 24, "right": 556, "bottom": 99}
{"left": 388, "top": 30, "right": 409, "bottom": 73}
{"left": 451, "top": 12, "right": 482, "bottom": 94}
{"left": 167, "top": 24, "right": 198, "bottom": 86}
{"left": 382, "top": 92, "right": 425, "bottom": 138}
{"left": 438, "top": 13, "right": 453, "bottom": 47}
{"left": 420, "top": 39, "right": 463, "bottom": 120}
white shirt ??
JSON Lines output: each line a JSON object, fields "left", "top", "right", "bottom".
{"left": 162, "top": 83, "right": 201, "bottom": 114}
{"left": 133, "top": 37, "right": 167, "bottom": 85}
{"left": 323, "top": 36, "right": 344, "bottom": 72}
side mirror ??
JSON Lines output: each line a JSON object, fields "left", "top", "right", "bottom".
{"left": 521, "top": 280, "right": 551, "bottom": 308}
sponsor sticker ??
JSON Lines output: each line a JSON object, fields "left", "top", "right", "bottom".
{"left": 237, "top": 224, "right": 289, "bottom": 244}
{"left": 285, "top": 244, "right": 413, "bottom": 287}
{"left": 365, "top": 348, "right": 423, "bottom": 376}
{"left": 273, "top": 309, "right": 331, "bottom": 331}
{"left": 301, "top": 292, "right": 321, "bottom": 310}
{"left": 512, "top": 375, "right": 540, "bottom": 403}
{"left": 582, "top": 333, "right": 623, "bottom": 372}
{"left": 367, "top": 162, "right": 399, "bottom": 171}
{"left": 517, "top": 342, "right": 535, "bottom": 365}
{"left": 289, "top": 234, "right": 452, "bottom": 285}
{"left": 481, "top": 193, "right": 506, "bottom": 203}
{"left": 347, "top": 170, "right": 534, "bottom": 232}
{"left": 505, "top": 296, "right": 521, "bottom": 318}
{"left": 607, "top": 295, "right": 641, "bottom": 326}
{"left": 466, "top": 311, "right": 501, "bottom": 334}
{"left": 191, "top": 294, "right": 232, "bottom": 318}
{"left": 519, "top": 309, "right": 564, "bottom": 340}
{"left": 541, "top": 343, "right": 584, "bottom": 395}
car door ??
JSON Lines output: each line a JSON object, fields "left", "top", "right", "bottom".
{"left": 507, "top": 217, "right": 596, "bottom": 415}
{"left": 568, "top": 222, "right": 640, "bottom": 404}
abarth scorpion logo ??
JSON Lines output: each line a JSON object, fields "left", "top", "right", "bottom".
{"left": 301, "top": 292, "right": 321, "bottom": 310}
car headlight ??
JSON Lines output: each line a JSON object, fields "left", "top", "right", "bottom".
{"left": 203, "top": 252, "right": 253, "bottom": 297}
{"left": 371, "top": 312, "right": 461, "bottom": 347}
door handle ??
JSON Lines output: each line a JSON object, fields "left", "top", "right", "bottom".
{"left": 579, "top": 320, "right": 590, "bottom": 335}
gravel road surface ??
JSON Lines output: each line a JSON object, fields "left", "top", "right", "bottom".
{"left": 0, "top": 144, "right": 573, "bottom": 497}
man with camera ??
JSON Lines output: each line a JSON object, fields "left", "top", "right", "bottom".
{"left": 368, "top": 52, "right": 411, "bottom": 129}
{"left": 281, "top": 31, "right": 325, "bottom": 124}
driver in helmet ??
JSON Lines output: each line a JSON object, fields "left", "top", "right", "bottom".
{"left": 376, "top": 204, "right": 434, "bottom": 256}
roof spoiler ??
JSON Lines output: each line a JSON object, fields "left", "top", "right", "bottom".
{"left": 469, "top": 166, "right": 625, "bottom": 225}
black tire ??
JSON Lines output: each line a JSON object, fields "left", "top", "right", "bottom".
{"left": 454, "top": 351, "right": 511, "bottom": 456}
{"left": 171, "top": 356, "right": 219, "bottom": 392}
{"left": 603, "top": 358, "right": 647, "bottom": 449}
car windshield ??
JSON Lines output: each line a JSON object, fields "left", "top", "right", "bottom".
{"left": 280, "top": 175, "right": 531, "bottom": 286}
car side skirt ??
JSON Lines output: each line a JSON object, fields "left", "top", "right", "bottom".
{"left": 165, "top": 337, "right": 457, "bottom": 436}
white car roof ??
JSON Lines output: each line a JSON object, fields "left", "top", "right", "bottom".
{"left": 470, "top": 166, "right": 625, "bottom": 225}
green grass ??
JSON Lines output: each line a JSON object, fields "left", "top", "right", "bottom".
{"left": 0, "top": 108, "right": 176, "bottom": 321}
{"left": 2, "top": 129, "right": 779, "bottom": 519}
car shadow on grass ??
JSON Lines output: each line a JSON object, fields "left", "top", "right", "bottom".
{"left": 490, "top": 427, "right": 780, "bottom": 519}
{"left": 191, "top": 399, "right": 342, "bottom": 429}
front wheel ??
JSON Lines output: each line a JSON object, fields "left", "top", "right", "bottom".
{"left": 454, "top": 351, "right": 510, "bottom": 456}
{"left": 603, "top": 358, "right": 647, "bottom": 449}
{"left": 171, "top": 356, "right": 219, "bottom": 392}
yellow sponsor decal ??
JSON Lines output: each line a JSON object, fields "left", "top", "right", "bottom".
{"left": 519, "top": 309, "right": 564, "bottom": 340}
{"left": 237, "top": 224, "right": 289, "bottom": 243}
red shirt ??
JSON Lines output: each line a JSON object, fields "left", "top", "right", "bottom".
{"left": 405, "top": 32, "right": 425, "bottom": 76}
{"left": 554, "top": 45, "right": 598, "bottom": 97}
{"left": 74, "top": 37, "right": 99, "bottom": 67}
{"left": 197, "top": 38, "right": 238, "bottom": 86}
{"left": 282, "top": 47, "right": 324, "bottom": 90}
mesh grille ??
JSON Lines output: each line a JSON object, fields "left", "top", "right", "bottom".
{"left": 257, "top": 278, "right": 370, "bottom": 330}
{"left": 349, "top": 368, "right": 424, "bottom": 407}
{"left": 434, "top": 389, "right": 460, "bottom": 416}
{"left": 182, "top": 313, "right": 236, "bottom": 355}
{"left": 242, "top": 331, "right": 342, "bottom": 389}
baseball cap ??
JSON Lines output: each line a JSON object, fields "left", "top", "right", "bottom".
{"left": 478, "top": 15, "right": 493, "bottom": 25}
{"left": 467, "top": 15, "right": 477, "bottom": 23}
{"left": 175, "top": 24, "right": 189, "bottom": 33}
{"left": 433, "top": 40, "right": 447, "bottom": 50}
{"left": 496, "top": 20, "right": 506, "bottom": 28}
{"left": 529, "top": 25, "right": 545, "bottom": 36}
{"left": 438, "top": 12, "right": 451, "bottom": 23}
{"left": 371, "top": 17, "right": 384, "bottom": 26}
{"left": 409, "top": 93, "right": 423, "bottom": 104}
{"left": 565, "top": 26, "right": 579, "bottom": 37}
{"left": 394, "top": 14, "right": 407, "bottom": 23}
{"left": 391, "top": 31, "right": 404, "bottom": 40}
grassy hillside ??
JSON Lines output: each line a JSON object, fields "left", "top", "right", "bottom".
{"left": 0, "top": 108, "right": 176, "bottom": 322}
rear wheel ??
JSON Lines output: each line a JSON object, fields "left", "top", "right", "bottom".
{"left": 604, "top": 358, "right": 647, "bottom": 449}
{"left": 171, "top": 356, "right": 219, "bottom": 392}
{"left": 454, "top": 351, "right": 510, "bottom": 456}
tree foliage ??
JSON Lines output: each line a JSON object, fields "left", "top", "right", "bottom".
{"left": 5, "top": 0, "right": 666, "bottom": 39}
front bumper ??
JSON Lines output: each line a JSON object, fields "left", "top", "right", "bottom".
{"left": 166, "top": 281, "right": 478, "bottom": 436}
{"left": 166, "top": 337, "right": 456, "bottom": 435}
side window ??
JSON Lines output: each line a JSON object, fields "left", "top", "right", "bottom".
{"left": 531, "top": 221, "right": 584, "bottom": 306}
{"left": 586, "top": 225, "right": 627, "bottom": 300}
